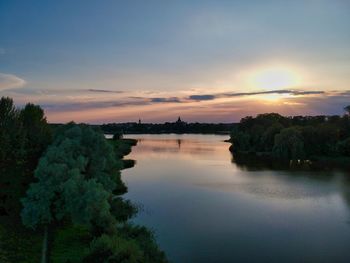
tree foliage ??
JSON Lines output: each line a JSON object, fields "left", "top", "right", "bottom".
{"left": 2, "top": 97, "right": 167, "bottom": 262}
{"left": 20, "top": 103, "right": 52, "bottom": 168}
{"left": 273, "top": 127, "right": 305, "bottom": 161}
{"left": 83, "top": 225, "right": 168, "bottom": 263}
{"left": 0, "top": 97, "right": 51, "bottom": 168}
{"left": 230, "top": 111, "right": 350, "bottom": 161}
{"left": 0, "top": 97, "right": 24, "bottom": 165}
{"left": 21, "top": 124, "right": 125, "bottom": 231}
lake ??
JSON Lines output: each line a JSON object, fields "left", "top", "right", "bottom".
{"left": 122, "top": 134, "right": 350, "bottom": 263}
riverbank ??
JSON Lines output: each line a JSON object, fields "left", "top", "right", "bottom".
{"left": 1, "top": 135, "right": 167, "bottom": 263}
{"left": 230, "top": 148, "right": 350, "bottom": 170}
{"left": 0, "top": 138, "right": 137, "bottom": 262}
{"left": 229, "top": 112, "right": 350, "bottom": 170}
{"left": 49, "top": 138, "right": 139, "bottom": 262}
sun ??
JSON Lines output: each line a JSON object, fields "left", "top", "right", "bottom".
{"left": 251, "top": 67, "right": 301, "bottom": 90}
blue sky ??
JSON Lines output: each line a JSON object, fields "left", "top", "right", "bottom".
{"left": 0, "top": 0, "right": 349, "bottom": 123}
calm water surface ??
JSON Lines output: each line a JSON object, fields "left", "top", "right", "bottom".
{"left": 122, "top": 134, "right": 350, "bottom": 263}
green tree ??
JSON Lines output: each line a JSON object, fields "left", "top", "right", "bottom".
{"left": 83, "top": 234, "right": 143, "bottom": 263}
{"left": 273, "top": 127, "right": 305, "bottom": 161}
{"left": 21, "top": 124, "right": 124, "bottom": 230}
{"left": 19, "top": 103, "right": 52, "bottom": 168}
{"left": 261, "top": 123, "right": 284, "bottom": 151}
{"left": 0, "top": 97, "right": 24, "bottom": 165}
{"left": 230, "top": 130, "right": 251, "bottom": 152}
{"left": 22, "top": 123, "right": 168, "bottom": 263}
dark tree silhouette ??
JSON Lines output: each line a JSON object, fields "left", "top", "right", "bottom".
{"left": 344, "top": 105, "right": 350, "bottom": 115}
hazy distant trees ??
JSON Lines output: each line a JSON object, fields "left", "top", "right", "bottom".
{"left": 101, "top": 122, "right": 235, "bottom": 134}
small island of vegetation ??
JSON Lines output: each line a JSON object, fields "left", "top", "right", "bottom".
{"left": 229, "top": 106, "right": 350, "bottom": 169}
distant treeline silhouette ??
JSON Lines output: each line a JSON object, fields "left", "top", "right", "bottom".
{"left": 100, "top": 119, "right": 235, "bottom": 134}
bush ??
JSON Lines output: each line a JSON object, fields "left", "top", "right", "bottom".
{"left": 337, "top": 137, "right": 350, "bottom": 156}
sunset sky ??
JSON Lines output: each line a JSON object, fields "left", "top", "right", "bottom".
{"left": 0, "top": 0, "right": 349, "bottom": 123}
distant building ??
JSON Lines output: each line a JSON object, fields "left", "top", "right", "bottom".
{"left": 176, "top": 116, "right": 186, "bottom": 124}
{"left": 175, "top": 116, "right": 187, "bottom": 126}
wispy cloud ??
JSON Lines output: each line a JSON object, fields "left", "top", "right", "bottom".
{"left": 189, "top": 95, "right": 216, "bottom": 101}
{"left": 0, "top": 73, "right": 26, "bottom": 90}
{"left": 87, "top": 89, "right": 124, "bottom": 93}
{"left": 35, "top": 88, "right": 327, "bottom": 112}
{"left": 188, "top": 89, "right": 325, "bottom": 101}
{"left": 6, "top": 85, "right": 347, "bottom": 123}
{"left": 150, "top": 97, "right": 181, "bottom": 103}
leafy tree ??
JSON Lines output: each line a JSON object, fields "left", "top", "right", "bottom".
{"left": 229, "top": 108, "right": 350, "bottom": 162}
{"left": 0, "top": 97, "right": 24, "bottom": 165}
{"left": 19, "top": 103, "right": 52, "bottom": 168}
{"left": 311, "top": 123, "right": 339, "bottom": 156}
{"left": 118, "top": 224, "right": 168, "bottom": 263}
{"left": 250, "top": 124, "right": 265, "bottom": 151}
{"left": 0, "top": 97, "right": 51, "bottom": 168}
{"left": 230, "top": 129, "right": 251, "bottom": 152}
{"left": 83, "top": 225, "right": 168, "bottom": 263}
{"left": 83, "top": 234, "right": 143, "bottom": 263}
{"left": 261, "top": 123, "right": 284, "bottom": 151}
{"left": 273, "top": 127, "right": 305, "bottom": 161}
{"left": 21, "top": 124, "right": 124, "bottom": 231}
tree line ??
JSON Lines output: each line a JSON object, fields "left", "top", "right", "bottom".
{"left": 100, "top": 121, "right": 235, "bottom": 134}
{"left": 230, "top": 107, "right": 350, "bottom": 165}
{"left": 0, "top": 96, "right": 168, "bottom": 263}
{"left": 0, "top": 97, "right": 51, "bottom": 170}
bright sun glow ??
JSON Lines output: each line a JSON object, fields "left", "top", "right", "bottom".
{"left": 251, "top": 67, "right": 301, "bottom": 90}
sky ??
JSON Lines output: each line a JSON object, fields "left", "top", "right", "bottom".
{"left": 0, "top": 0, "right": 349, "bottom": 123}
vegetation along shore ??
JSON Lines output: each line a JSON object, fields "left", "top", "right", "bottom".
{"left": 229, "top": 107, "right": 350, "bottom": 170}
{"left": 1, "top": 94, "right": 350, "bottom": 262}
{"left": 0, "top": 96, "right": 168, "bottom": 263}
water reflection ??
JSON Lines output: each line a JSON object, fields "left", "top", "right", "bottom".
{"left": 131, "top": 135, "right": 229, "bottom": 162}
{"left": 123, "top": 134, "right": 350, "bottom": 263}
